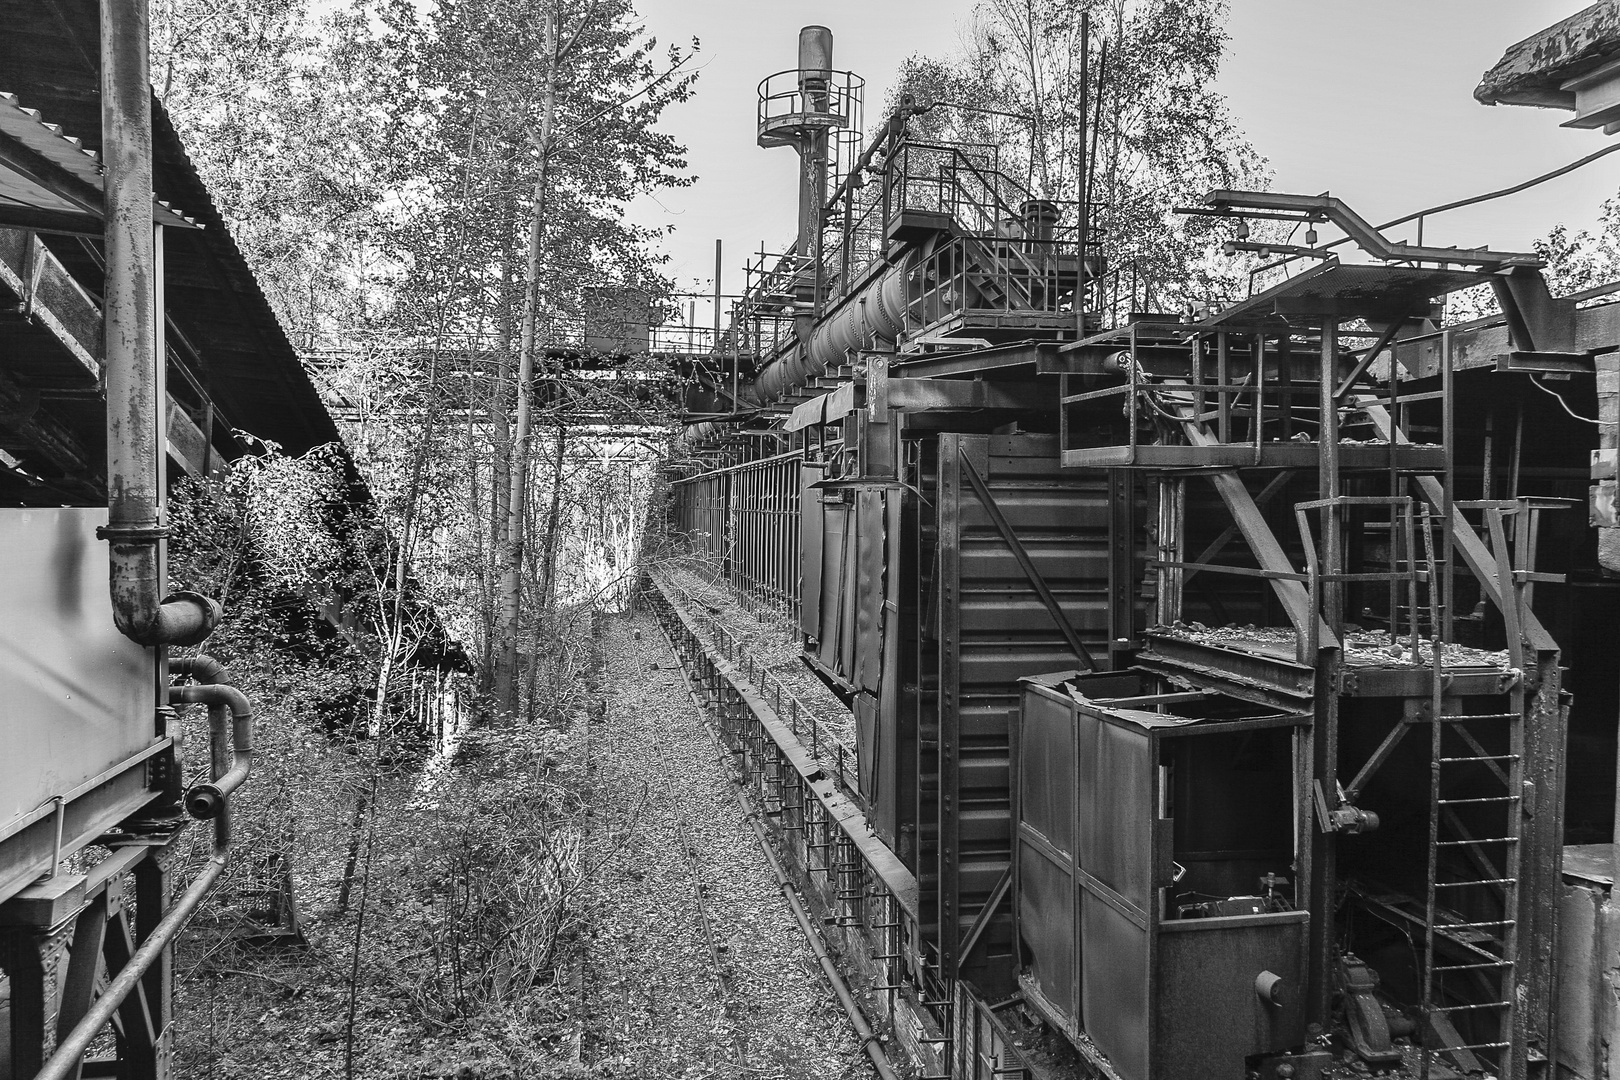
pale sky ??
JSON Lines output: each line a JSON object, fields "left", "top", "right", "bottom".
{"left": 628, "top": 1, "right": 1619, "bottom": 316}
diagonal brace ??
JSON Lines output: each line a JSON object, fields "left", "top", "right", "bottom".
{"left": 958, "top": 865, "right": 1011, "bottom": 966}
{"left": 958, "top": 448, "right": 1096, "bottom": 669}
{"left": 1355, "top": 399, "right": 1555, "bottom": 652}
{"left": 1184, "top": 470, "right": 1296, "bottom": 585}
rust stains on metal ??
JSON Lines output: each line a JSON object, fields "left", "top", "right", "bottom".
{"left": 1476, "top": 0, "right": 1620, "bottom": 108}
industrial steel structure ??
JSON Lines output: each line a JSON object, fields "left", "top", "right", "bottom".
{"left": 658, "top": 15, "right": 1620, "bottom": 1080}
{"left": 6, "top": 4, "right": 1620, "bottom": 1079}
{"left": 0, "top": 4, "right": 461, "bottom": 1077}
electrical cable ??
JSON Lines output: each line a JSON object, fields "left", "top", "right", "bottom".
{"left": 1383, "top": 142, "right": 1620, "bottom": 232}
{"left": 927, "top": 100, "right": 1036, "bottom": 124}
{"left": 1529, "top": 374, "right": 1602, "bottom": 425}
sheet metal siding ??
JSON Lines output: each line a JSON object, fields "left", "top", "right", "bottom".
{"left": 1155, "top": 918, "right": 1309, "bottom": 1080}
{"left": 1016, "top": 680, "right": 1311, "bottom": 1079}
{"left": 876, "top": 491, "right": 907, "bottom": 850}
{"left": 799, "top": 464, "right": 825, "bottom": 637}
{"left": 0, "top": 508, "right": 159, "bottom": 880}
{"left": 936, "top": 432, "right": 1112, "bottom": 976}
{"left": 819, "top": 502, "right": 849, "bottom": 672}
{"left": 1016, "top": 690, "right": 1079, "bottom": 1020}
{"left": 853, "top": 489, "right": 887, "bottom": 693}
{"left": 915, "top": 436, "right": 941, "bottom": 944}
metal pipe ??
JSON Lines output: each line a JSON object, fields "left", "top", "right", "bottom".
{"left": 101, "top": 0, "right": 220, "bottom": 647}
{"left": 170, "top": 657, "right": 254, "bottom": 819}
{"left": 747, "top": 259, "right": 910, "bottom": 405}
{"left": 170, "top": 684, "right": 252, "bottom": 818}
{"left": 33, "top": 802, "right": 232, "bottom": 1080}
{"left": 35, "top": 655, "right": 259, "bottom": 1080}
{"left": 752, "top": 813, "right": 900, "bottom": 1080}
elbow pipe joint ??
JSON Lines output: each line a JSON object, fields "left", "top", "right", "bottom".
{"left": 103, "top": 529, "right": 222, "bottom": 646}
{"left": 168, "top": 677, "right": 253, "bottom": 821}
{"left": 111, "top": 582, "right": 222, "bottom": 647}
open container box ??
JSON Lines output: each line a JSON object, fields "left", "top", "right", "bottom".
{"left": 1014, "top": 669, "right": 1312, "bottom": 1080}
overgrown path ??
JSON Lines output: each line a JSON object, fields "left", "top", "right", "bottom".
{"left": 576, "top": 610, "right": 863, "bottom": 1079}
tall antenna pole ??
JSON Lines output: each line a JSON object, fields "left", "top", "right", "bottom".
{"left": 1075, "top": 11, "right": 1089, "bottom": 337}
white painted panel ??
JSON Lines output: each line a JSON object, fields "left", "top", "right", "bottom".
{"left": 0, "top": 508, "right": 157, "bottom": 826}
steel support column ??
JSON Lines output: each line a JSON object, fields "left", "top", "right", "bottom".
{"left": 1308, "top": 320, "right": 1344, "bottom": 1027}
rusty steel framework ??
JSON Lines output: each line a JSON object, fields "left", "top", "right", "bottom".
{"left": 653, "top": 20, "right": 1620, "bottom": 1080}
{"left": 0, "top": 3, "right": 455, "bottom": 1077}
{"left": 668, "top": 452, "right": 805, "bottom": 622}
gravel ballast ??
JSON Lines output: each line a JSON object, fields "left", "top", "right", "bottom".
{"left": 575, "top": 609, "right": 865, "bottom": 1079}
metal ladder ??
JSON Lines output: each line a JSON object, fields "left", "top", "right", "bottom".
{"left": 1418, "top": 502, "right": 1528, "bottom": 1078}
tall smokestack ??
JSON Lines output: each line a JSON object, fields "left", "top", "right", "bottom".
{"left": 795, "top": 26, "right": 833, "bottom": 279}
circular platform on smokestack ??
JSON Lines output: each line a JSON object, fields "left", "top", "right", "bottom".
{"left": 756, "top": 68, "right": 864, "bottom": 148}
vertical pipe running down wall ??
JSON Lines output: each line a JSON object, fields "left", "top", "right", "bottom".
{"left": 101, "top": 0, "right": 219, "bottom": 646}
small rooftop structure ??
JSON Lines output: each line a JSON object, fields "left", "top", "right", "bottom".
{"left": 1477, "top": 0, "right": 1620, "bottom": 131}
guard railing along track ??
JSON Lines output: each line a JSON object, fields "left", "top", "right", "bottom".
{"left": 656, "top": 567, "right": 860, "bottom": 796}
{"left": 643, "top": 570, "right": 923, "bottom": 1068}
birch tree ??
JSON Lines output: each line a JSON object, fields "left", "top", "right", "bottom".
{"left": 388, "top": 0, "right": 696, "bottom": 714}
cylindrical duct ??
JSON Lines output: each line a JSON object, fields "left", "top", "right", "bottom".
{"left": 798, "top": 26, "right": 833, "bottom": 89}
{"left": 102, "top": 0, "right": 221, "bottom": 647}
{"left": 748, "top": 258, "right": 912, "bottom": 404}
{"left": 1021, "top": 199, "right": 1060, "bottom": 251}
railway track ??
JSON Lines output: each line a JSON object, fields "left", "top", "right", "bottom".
{"left": 630, "top": 645, "right": 737, "bottom": 1002}
{"left": 574, "top": 610, "right": 864, "bottom": 1078}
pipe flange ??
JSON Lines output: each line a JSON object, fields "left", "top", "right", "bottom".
{"left": 96, "top": 524, "right": 170, "bottom": 542}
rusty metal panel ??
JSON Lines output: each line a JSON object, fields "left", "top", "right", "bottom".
{"left": 1080, "top": 890, "right": 1150, "bottom": 1080}
{"left": 0, "top": 508, "right": 156, "bottom": 829}
{"left": 1018, "top": 689, "right": 1074, "bottom": 856}
{"left": 1089, "top": 720, "right": 1152, "bottom": 911}
{"left": 873, "top": 488, "right": 907, "bottom": 851}
{"left": 853, "top": 488, "right": 886, "bottom": 692}
{"left": 1154, "top": 914, "right": 1309, "bottom": 1080}
{"left": 1018, "top": 844, "right": 1076, "bottom": 1019}
{"left": 838, "top": 498, "right": 859, "bottom": 681}
{"left": 933, "top": 431, "right": 1114, "bottom": 979}
{"left": 1016, "top": 672, "right": 1313, "bottom": 1080}
{"left": 818, "top": 501, "right": 848, "bottom": 672}
{"left": 854, "top": 691, "right": 877, "bottom": 798}
{"left": 1070, "top": 701, "right": 1151, "bottom": 1080}
{"left": 1016, "top": 688, "right": 1079, "bottom": 1025}
{"left": 936, "top": 433, "right": 967, "bottom": 970}
{"left": 799, "top": 463, "right": 825, "bottom": 638}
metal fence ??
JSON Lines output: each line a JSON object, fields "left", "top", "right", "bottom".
{"left": 667, "top": 451, "right": 803, "bottom": 622}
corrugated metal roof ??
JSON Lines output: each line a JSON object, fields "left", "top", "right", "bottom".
{"left": 0, "top": 0, "right": 341, "bottom": 455}
{"left": 0, "top": 91, "right": 198, "bottom": 228}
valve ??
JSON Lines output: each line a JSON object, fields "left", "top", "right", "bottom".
{"left": 1314, "top": 779, "right": 1380, "bottom": 834}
